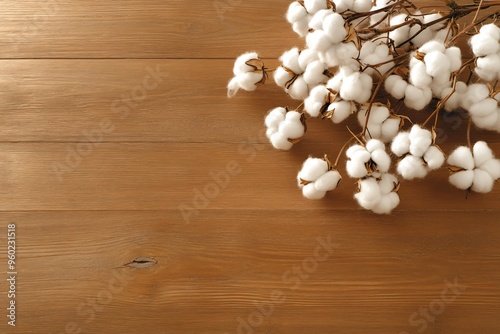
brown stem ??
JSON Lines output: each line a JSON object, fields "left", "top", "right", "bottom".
{"left": 467, "top": 117, "right": 473, "bottom": 150}
{"left": 333, "top": 137, "right": 357, "bottom": 168}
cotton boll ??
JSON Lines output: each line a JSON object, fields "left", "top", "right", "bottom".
{"left": 305, "top": 85, "right": 328, "bottom": 117}
{"left": 419, "top": 40, "right": 446, "bottom": 54}
{"left": 280, "top": 48, "right": 302, "bottom": 74}
{"left": 371, "top": 105, "right": 390, "bottom": 124}
{"left": 424, "top": 51, "right": 451, "bottom": 77}
{"left": 309, "top": 9, "right": 332, "bottom": 30}
{"left": 365, "top": 124, "right": 382, "bottom": 139}
{"left": 476, "top": 53, "right": 500, "bottom": 81}
{"left": 410, "top": 61, "right": 433, "bottom": 87}
{"left": 233, "top": 52, "right": 259, "bottom": 75}
{"left": 409, "top": 125, "right": 432, "bottom": 157}
{"left": 423, "top": 13, "right": 445, "bottom": 31}
{"left": 388, "top": 14, "right": 411, "bottom": 46}
{"left": 470, "top": 33, "right": 499, "bottom": 57}
{"left": 471, "top": 113, "right": 498, "bottom": 131}
{"left": 298, "top": 158, "right": 329, "bottom": 181}
{"left": 448, "top": 146, "right": 475, "bottom": 170}
{"left": 265, "top": 107, "right": 286, "bottom": 131}
{"left": 303, "top": 60, "right": 327, "bottom": 85}
{"left": 445, "top": 47, "right": 462, "bottom": 72}
{"left": 335, "top": 43, "right": 359, "bottom": 67}
{"left": 274, "top": 67, "right": 294, "bottom": 88}
{"left": 479, "top": 159, "right": 500, "bottom": 180}
{"left": 341, "top": 72, "right": 373, "bottom": 103}
{"left": 352, "top": 0, "right": 372, "bottom": 12}
{"left": 397, "top": 155, "right": 427, "bottom": 179}
{"left": 298, "top": 49, "right": 320, "bottom": 70}
{"left": 461, "top": 84, "right": 490, "bottom": 110}
{"left": 227, "top": 77, "right": 241, "bottom": 98}
{"left": 371, "top": 149, "right": 391, "bottom": 173}
{"left": 280, "top": 111, "right": 305, "bottom": 139}
{"left": 354, "top": 178, "right": 381, "bottom": 209}
{"left": 323, "top": 13, "right": 347, "bottom": 44}
{"left": 287, "top": 2, "right": 308, "bottom": 25}
{"left": 391, "top": 132, "right": 411, "bottom": 157}
{"left": 372, "top": 192, "right": 399, "bottom": 214}
{"left": 468, "top": 98, "right": 497, "bottom": 118}
{"left": 359, "top": 41, "right": 376, "bottom": 59}
{"left": 475, "top": 65, "right": 498, "bottom": 82}
{"left": 304, "top": 0, "right": 329, "bottom": 13}
{"left": 315, "top": 170, "right": 342, "bottom": 192}
{"left": 480, "top": 23, "right": 500, "bottom": 41}
{"left": 449, "top": 170, "right": 474, "bottom": 190}
{"left": 385, "top": 75, "right": 408, "bottom": 100}
{"left": 404, "top": 85, "right": 432, "bottom": 110}
{"left": 347, "top": 159, "right": 368, "bottom": 178}
{"left": 380, "top": 118, "right": 401, "bottom": 142}
{"left": 334, "top": 0, "right": 354, "bottom": 13}
{"left": 434, "top": 29, "right": 452, "bottom": 44}
{"left": 440, "top": 81, "right": 467, "bottom": 111}
{"left": 270, "top": 133, "right": 294, "bottom": 150}
{"left": 287, "top": 76, "right": 309, "bottom": 100}
{"left": 346, "top": 144, "right": 366, "bottom": 158}
{"left": 293, "top": 20, "right": 310, "bottom": 37}
{"left": 473, "top": 141, "right": 494, "bottom": 167}
{"left": 237, "top": 72, "right": 263, "bottom": 91}
{"left": 378, "top": 173, "right": 398, "bottom": 194}
{"left": 366, "top": 139, "right": 385, "bottom": 153}
{"left": 424, "top": 146, "right": 445, "bottom": 170}
{"left": 329, "top": 100, "right": 354, "bottom": 124}
{"left": 409, "top": 25, "right": 434, "bottom": 48}
{"left": 471, "top": 169, "right": 494, "bottom": 193}
{"left": 302, "top": 183, "right": 327, "bottom": 199}
{"left": 307, "top": 30, "right": 332, "bottom": 52}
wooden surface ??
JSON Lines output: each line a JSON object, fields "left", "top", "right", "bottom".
{"left": 0, "top": 1, "right": 499, "bottom": 333}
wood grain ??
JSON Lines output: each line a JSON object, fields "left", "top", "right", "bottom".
{"left": 0, "top": 0, "right": 499, "bottom": 333}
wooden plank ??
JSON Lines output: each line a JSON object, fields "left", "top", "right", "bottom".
{"left": 0, "top": 142, "right": 499, "bottom": 211}
{"left": 1, "top": 210, "right": 499, "bottom": 333}
{"left": 0, "top": 0, "right": 298, "bottom": 59}
{"left": 0, "top": 59, "right": 496, "bottom": 145}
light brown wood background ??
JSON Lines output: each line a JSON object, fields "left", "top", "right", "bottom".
{"left": 0, "top": 1, "right": 499, "bottom": 333}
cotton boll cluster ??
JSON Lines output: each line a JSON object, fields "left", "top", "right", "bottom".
{"left": 297, "top": 156, "right": 342, "bottom": 199}
{"left": 448, "top": 141, "right": 500, "bottom": 193}
{"left": 274, "top": 48, "right": 329, "bottom": 100}
{"left": 359, "top": 40, "right": 394, "bottom": 77}
{"left": 265, "top": 107, "right": 306, "bottom": 150}
{"left": 227, "top": 52, "right": 265, "bottom": 98}
{"left": 439, "top": 81, "right": 468, "bottom": 112}
{"left": 391, "top": 125, "right": 445, "bottom": 180}
{"left": 410, "top": 41, "right": 462, "bottom": 98}
{"left": 386, "top": 13, "right": 447, "bottom": 48}
{"left": 328, "top": 66, "right": 373, "bottom": 103}
{"left": 286, "top": 0, "right": 334, "bottom": 37}
{"left": 354, "top": 172, "right": 400, "bottom": 214}
{"left": 346, "top": 139, "right": 391, "bottom": 178}
{"left": 470, "top": 24, "right": 500, "bottom": 82}
{"left": 357, "top": 103, "right": 402, "bottom": 142}
{"left": 303, "top": 84, "right": 357, "bottom": 123}
{"left": 306, "top": 10, "right": 360, "bottom": 68}
{"left": 461, "top": 84, "right": 500, "bottom": 133}
{"left": 385, "top": 74, "right": 432, "bottom": 110}
{"left": 333, "top": 0, "right": 373, "bottom": 13}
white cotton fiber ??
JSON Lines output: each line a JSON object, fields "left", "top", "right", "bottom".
{"left": 352, "top": 0, "right": 372, "bottom": 12}
{"left": 265, "top": 107, "right": 286, "bottom": 131}
{"left": 280, "top": 48, "right": 302, "bottom": 73}
{"left": 471, "top": 169, "right": 494, "bottom": 193}
{"left": 409, "top": 125, "right": 432, "bottom": 157}
{"left": 323, "top": 13, "right": 347, "bottom": 44}
{"left": 404, "top": 85, "right": 432, "bottom": 110}
{"left": 265, "top": 108, "right": 305, "bottom": 151}
{"left": 314, "top": 170, "right": 342, "bottom": 192}
{"left": 328, "top": 100, "right": 354, "bottom": 124}
{"left": 397, "top": 155, "right": 427, "bottom": 179}
{"left": 391, "top": 131, "right": 411, "bottom": 157}
{"left": 270, "top": 134, "right": 293, "bottom": 150}
{"left": 287, "top": 76, "right": 309, "bottom": 100}
{"left": 307, "top": 30, "right": 332, "bottom": 52}
{"left": 236, "top": 72, "right": 262, "bottom": 91}
{"left": 298, "top": 157, "right": 328, "bottom": 181}
{"left": 424, "top": 51, "right": 451, "bottom": 77}
{"left": 303, "top": 60, "right": 327, "bottom": 85}
{"left": 473, "top": 141, "right": 494, "bottom": 168}
{"left": 423, "top": 146, "right": 445, "bottom": 170}
{"left": 419, "top": 40, "right": 446, "bottom": 54}
{"left": 304, "top": 0, "right": 329, "bottom": 13}
{"left": 302, "top": 183, "right": 327, "bottom": 199}
{"left": 468, "top": 98, "right": 497, "bottom": 118}
{"left": 461, "top": 84, "right": 490, "bottom": 110}
{"left": 354, "top": 173, "right": 400, "bottom": 214}
{"left": 445, "top": 46, "right": 462, "bottom": 72}
{"left": 354, "top": 178, "right": 381, "bottom": 208}
{"left": 470, "top": 33, "right": 499, "bottom": 57}
{"left": 449, "top": 170, "right": 474, "bottom": 190}
{"left": 304, "top": 85, "right": 329, "bottom": 117}
{"left": 479, "top": 159, "right": 500, "bottom": 180}
{"left": 410, "top": 61, "right": 432, "bottom": 87}
{"left": 287, "top": 2, "right": 308, "bottom": 23}
{"left": 448, "top": 146, "right": 475, "bottom": 170}
{"left": 366, "top": 139, "right": 385, "bottom": 152}
{"left": 385, "top": 75, "right": 408, "bottom": 100}
{"left": 371, "top": 148, "right": 391, "bottom": 173}
{"left": 274, "top": 66, "right": 293, "bottom": 88}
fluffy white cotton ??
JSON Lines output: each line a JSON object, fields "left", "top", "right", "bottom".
{"left": 327, "top": 100, "right": 356, "bottom": 123}
{"left": 304, "top": 85, "right": 329, "bottom": 117}
{"left": 328, "top": 67, "right": 373, "bottom": 104}
{"left": 286, "top": 0, "right": 331, "bottom": 37}
{"left": 470, "top": 25, "right": 500, "bottom": 82}
{"left": 297, "top": 156, "right": 341, "bottom": 199}
{"left": 358, "top": 104, "right": 402, "bottom": 143}
{"left": 354, "top": 173, "right": 400, "bottom": 214}
{"left": 359, "top": 41, "right": 394, "bottom": 77}
{"left": 388, "top": 14, "right": 411, "bottom": 46}
{"left": 448, "top": 142, "right": 500, "bottom": 193}
{"left": 440, "top": 81, "right": 468, "bottom": 112}
{"left": 470, "top": 33, "right": 500, "bottom": 57}
{"left": 460, "top": 83, "right": 500, "bottom": 132}
{"left": 385, "top": 75, "right": 408, "bottom": 100}
{"left": 346, "top": 139, "right": 391, "bottom": 178}
{"left": 403, "top": 85, "right": 432, "bottom": 110}
{"left": 275, "top": 48, "right": 328, "bottom": 100}
{"left": 265, "top": 108, "right": 306, "bottom": 150}
{"left": 227, "top": 52, "right": 265, "bottom": 97}
{"left": 391, "top": 125, "right": 445, "bottom": 180}
{"left": 334, "top": 0, "right": 372, "bottom": 13}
